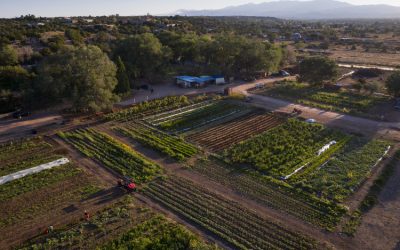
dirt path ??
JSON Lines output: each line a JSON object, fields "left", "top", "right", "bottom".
{"left": 353, "top": 160, "right": 400, "bottom": 250}
{"left": 233, "top": 85, "right": 400, "bottom": 142}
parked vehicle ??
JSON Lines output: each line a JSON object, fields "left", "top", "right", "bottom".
{"left": 118, "top": 176, "right": 137, "bottom": 192}
{"left": 12, "top": 110, "right": 31, "bottom": 119}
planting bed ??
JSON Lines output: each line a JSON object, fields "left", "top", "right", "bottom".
{"left": 143, "top": 176, "right": 318, "bottom": 250}
{"left": 153, "top": 100, "right": 247, "bottom": 133}
{"left": 296, "top": 138, "right": 391, "bottom": 202}
{"left": 115, "top": 122, "right": 198, "bottom": 161}
{"left": 0, "top": 137, "right": 62, "bottom": 177}
{"left": 187, "top": 111, "right": 285, "bottom": 152}
{"left": 20, "top": 197, "right": 216, "bottom": 250}
{"left": 224, "top": 119, "right": 347, "bottom": 178}
{"left": 192, "top": 158, "right": 346, "bottom": 229}
{"left": 105, "top": 96, "right": 192, "bottom": 121}
{"left": 252, "top": 82, "right": 386, "bottom": 117}
{"left": 59, "top": 128, "right": 162, "bottom": 183}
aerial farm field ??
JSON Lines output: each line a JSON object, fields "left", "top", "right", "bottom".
{"left": 1, "top": 94, "right": 399, "bottom": 250}
{"left": 251, "top": 81, "right": 387, "bottom": 118}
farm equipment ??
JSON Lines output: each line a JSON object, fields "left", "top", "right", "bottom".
{"left": 291, "top": 108, "right": 303, "bottom": 117}
{"left": 118, "top": 176, "right": 137, "bottom": 192}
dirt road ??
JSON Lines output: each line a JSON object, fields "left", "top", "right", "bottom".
{"left": 233, "top": 82, "right": 400, "bottom": 142}
{"left": 0, "top": 113, "right": 63, "bottom": 143}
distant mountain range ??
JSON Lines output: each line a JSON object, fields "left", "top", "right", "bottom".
{"left": 175, "top": 0, "right": 400, "bottom": 19}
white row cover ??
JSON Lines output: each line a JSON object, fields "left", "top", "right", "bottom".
{"left": 0, "top": 158, "right": 70, "bottom": 185}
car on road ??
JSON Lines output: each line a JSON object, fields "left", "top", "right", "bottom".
{"left": 305, "top": 118, "right": 316, "bottom": 124}
{"left": 12, "top": 110, "right": 31, "bottom": 119}
{"left": 271, "top": 70, "right": 290, "bottom": 77}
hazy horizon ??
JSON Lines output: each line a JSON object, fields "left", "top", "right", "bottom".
{"left": 1, "top": 0, "right": 400, "bottom": 18}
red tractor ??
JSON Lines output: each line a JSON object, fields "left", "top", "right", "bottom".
{"left": 118, "top": 176, "right": 137, "bottom": 192}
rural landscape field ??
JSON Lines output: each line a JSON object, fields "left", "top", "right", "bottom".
{"left": 1, "top": 0, "right": 400, "bottom": 249}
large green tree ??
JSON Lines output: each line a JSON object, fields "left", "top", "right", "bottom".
{"left": 36, "top": 45, "right": 119, "bottom": 112}
{"left": 299, "top": 57, "right": 338, "bottom": 85}
{"left": 0, "top": 45, "right": 18, "bottom": 66}
{"left": 386, "top": 71, "right": 400, "bottom": 97}
{"left": 114, "top": 33, "right": 172, "bottom": 82}
{"left": 115, "top": 56, "right": 131, "bottom": 95}
{"left": 0, "top": 66, "right": 31, "bottom": 91}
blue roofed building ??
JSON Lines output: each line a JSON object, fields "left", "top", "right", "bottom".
{"left": 175, "top": 75, "right": 226, "bottom": 88}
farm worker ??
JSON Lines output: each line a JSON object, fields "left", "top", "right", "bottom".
{"left": 84, "top": 210, "right": 90, "bottom": 221}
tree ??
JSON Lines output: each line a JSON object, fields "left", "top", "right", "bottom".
{"left": 386, "top": 71, "right": 400, "bottom": 97}
{"left": 0, "top": 66, "right": 31, "bottom": 91}
{"left": 36, "top": 45, "right": 119, "bottom": 112}
{"left": 0, "top": 45, "right": 18, "bottom": 66}
{"left": 65, "top": 29, "right": 84, "bottom": 45}
{"left": 299, "top": 57, "right": 338, "bottom": 85}
{"left": 114, "top": 33, "right": 172, "bottom": 82}
{"left": 115, "top": 56, "right": 130, "bottom": 95}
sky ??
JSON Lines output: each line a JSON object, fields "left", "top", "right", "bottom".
{"left": 1, "top": 0, "right": 400, "bottom": 18}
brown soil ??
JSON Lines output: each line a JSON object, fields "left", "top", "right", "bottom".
{"left": 352, "top": 160, "right": 400, "bottom": 250}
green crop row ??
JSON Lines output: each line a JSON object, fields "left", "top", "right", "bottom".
{"left": 101, "top": 215, "right": 219, "bottom": 250}
{"left": 158, "top": 101, "right": 246, "bottom": 133}
{"left": 105, "top": 96, "right": 191, "bottom": 121}
{"left": 0, "top": 137, "right": 52, "bottom": 162}
{"left": 224, "top": 118, "right": 346, "bottom": 178}
{"left": 296, "top": 138, "right": 391, "bottom": 202}
{"left": 192, "top": 158, "right": 346, "bottom": 230}
{"left": 157, "top": 101, "right": 245, "bottom": 132}
{"left": 143, "top": 176, "right": 317, "bottom": 250}
{"left": 253, "top": 82, "right": 385, "bottom": 117}
{"left": 59, "top": 128, "right": 162, "bottom": 183}
{"left": 115, "top": 122, "right": 198, "bottom": 161}
{"left": 0, "top": 164, "right": 81, "bottom": 202}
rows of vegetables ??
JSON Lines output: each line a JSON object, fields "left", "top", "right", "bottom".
{"left": 192, "top": 158, "right": 346, "bottom": 230}
{"left": 224, "top": 119, "right": 348, "bottom": 178}
{"left": 143, "top": 176, "right": 317, "bottom": 250}
{"left": 154, "top": 100, "right": 248, "bottom": 133}
{"left": 114, "top": 122, "right": 198, "bottom": 161}
{"left": 58, "top": 128, "right": 162, "bottom": 183}
{"left": 296, "top": 138, "right": 391, "bottom": 202}
{"left": 252, "top": 82, "right": 385, "bottom": 116}
{"left": 105, "top": 96, "right": 192, "bottom": 121}
{"left": 186, "top": 111, "right": 285, "bottom": 152}
{"left": 0, "top": 137, "right": 62, "bottom": 177}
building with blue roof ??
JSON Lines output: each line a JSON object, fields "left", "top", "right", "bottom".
{"left": 175, "top": 75, "right": 226, "bottom": 88}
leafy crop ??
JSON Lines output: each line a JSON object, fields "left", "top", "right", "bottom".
{"left": 105, "top": 96, "right": 191, "bottom": 121}
{"left": 224, "top": 119, "right": 345, "bottom": 178}
{"left": 143, "top": 176, "right": 317, "bottom": 250}
{"left": 192, "top": 158, "right": 346, "bottom": 230}
{"left": 297, "top": 138, "right": 391, "bottom": 202}
{"left": 59, "top": 128, "right": 162, "bottom": 183}
{"left": 115, "top": 122, "right": 198, "bottom": 161}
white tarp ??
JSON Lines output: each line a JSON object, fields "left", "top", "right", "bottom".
{"left": 317, "top": 141, "right": 337, "bottom": 156}
{"left": 0, "top": 158, "right": 69, "bottom": 185}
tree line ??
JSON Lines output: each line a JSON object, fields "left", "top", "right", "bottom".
{"left": 0, "top": 31, "right": 287, "bottom": 113}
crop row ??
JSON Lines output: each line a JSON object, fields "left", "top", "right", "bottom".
{"left": 192, "top": 158, "right": 346, "bottom": 229}
{"left": 224, "top": 118, "right": 346, "bottom": 178}
{"left": 187, "top": 111, "right": 285, "bottom": 152}
{"left": 115, "top": 122, "right": 198, "bottom": 161}
{"left": 144, "top": 100, "right": 214, "bottom": 125}
{"left": 296, "top": 138, "right": 392, "bottom": 202}
{"left": 0, "top": 137, "right": 56, "bottom": 176}
{"left": 59, "top": 128, "right": 162, "bottom": 183}
{"left": 143, "top": 176, "right": 317, "bottom": 250}
{"left": 254, "top": 82, "right": 385, "bottom": 115}
{"left": 105, "top": 96, "right": 192, "bottom": 121}
{"left": 101, "top": 215, "right": 218, "bottom": 250}
{"left": 157, "top": 101, "right": 247, "bottom": 133}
